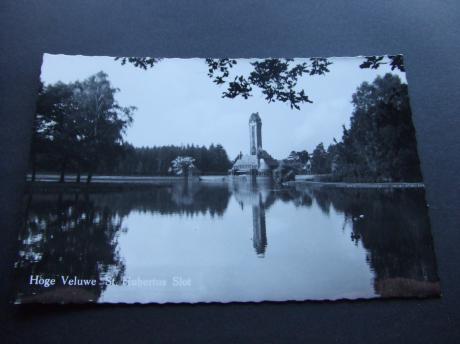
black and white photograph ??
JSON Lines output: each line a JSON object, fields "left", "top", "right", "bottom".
{"left": 14, "top": 54, "right": 440, "bottom": 304}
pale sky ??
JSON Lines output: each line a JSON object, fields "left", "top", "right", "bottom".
{"left": 40, "top": 54, "right": 406, "bottom": 160}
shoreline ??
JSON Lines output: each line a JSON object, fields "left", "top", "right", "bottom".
{"left": 26, "top": 174, "right": 425, "bottom": 190}
{"left": 287, "top": 181, "right": 425, "bottom": 188}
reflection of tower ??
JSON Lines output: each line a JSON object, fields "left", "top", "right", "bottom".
{"left": 249, "top": 112, "right": 262, "bottom": 156}
{"left": 252, "top": 193, "right": 267, "bottom": 257}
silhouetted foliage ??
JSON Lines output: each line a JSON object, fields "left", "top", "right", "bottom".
{"left": 360, "top": 54, "right": 405, "bottom": 72}
{"left": 117, "top": 57, "right": 332, "bottom": 109}
{"left": 31, "top": 72, "right": 135, "bottom": 182}
{"left": 116, "top": 55, "right": 403, "bottom": 110}
{"left": 311, "top": 143, "right": 330, "bottom": 174}
{"left": 207, "top": 58, "right": 331, "bottom": 109}
{"left": 316, "top": 73, "right": 422, "bottom": 182}
{"left": 114, "top": 57, "right": 161, "bottom": 69}
{"left": 208, "top": 57, "right": 332, "bottom": 109}
{"left": 33, "top": 80, "right": 81, "bottom": 182}
{"left": 277, "top": 150, "right": 310, "bottom": 179}
{"left": 296, "top": 150, "right": 310, "bottom": 164}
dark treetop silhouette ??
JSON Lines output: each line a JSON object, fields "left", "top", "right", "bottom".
{"left": 115, "top": 55, "right": 403, "bottom": 110}
{"left": 308, "top": 73, "right": 422, "bottom": 182}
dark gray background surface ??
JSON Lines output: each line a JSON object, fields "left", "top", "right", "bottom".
{"left": 1, "top": 1, "right": 459, "bottom": 343}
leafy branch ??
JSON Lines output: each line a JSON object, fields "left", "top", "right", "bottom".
{"left": 206, "top": 58, "right": 332, "bottom": 109}
{"left": 115, "top": 55, "right": 404, "bottom": 109}
{"left": 114, "top": 57, "right": 162, "bottom": 70}
{"left": 359, "top": 54, "right": 405, "bottom": 72}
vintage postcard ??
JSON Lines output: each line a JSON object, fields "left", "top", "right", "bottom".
{"left": 14, "top": 54, "right": 440, "bottom": 303}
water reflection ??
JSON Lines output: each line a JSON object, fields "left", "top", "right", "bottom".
{"left": 16, "top": 192, "right": 125, "bottom": 303}
{"left": 252, "top": 194, "right": 267, "bottom": 257}
{"left": 229, "top": 178, "right": 272, "bottom": 256}
{"left": 301, "top": 185, "right": 440, "bottom": 298}
{"left": 15, "top": 179, "right": 440, "bottom": 303}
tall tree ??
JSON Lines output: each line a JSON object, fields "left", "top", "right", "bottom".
{"left": 331, "top": 73, "right": 422, "bottom": 182}
{"left": 31, "top": 72, "right": 135, "bottom": 183}
{"left": 72, "top": 72, "right": 135, "bottom": 183}
{"left": 311, "top": 143, "right": 330, "bottom": 174}
{"left": 34, "top": 81, "right": 81, "bottom": 182}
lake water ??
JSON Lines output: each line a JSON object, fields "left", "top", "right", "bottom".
{"left": 15, "top": 178, "right": 440, "bottom": 303}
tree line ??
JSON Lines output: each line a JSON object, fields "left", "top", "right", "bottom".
{"left": 109, "top": 144, "right": 231, "bottom": 176}
{"left": 308, "top": 73, "right": 422, "bottom": 182}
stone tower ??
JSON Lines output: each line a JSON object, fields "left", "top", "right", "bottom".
{"left": 249, "top": 112, "right": 262, "bottom": 155}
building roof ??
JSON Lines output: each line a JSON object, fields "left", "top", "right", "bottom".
{"left": 233, "top": 154, "right": 258, "bottom": 169}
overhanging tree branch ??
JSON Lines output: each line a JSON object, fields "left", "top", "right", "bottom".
{"left": 359, "top": 54, "right": 405, "bottom": 72}
{"left": 115, "top": 55, "right": 403, "bottom": 110}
